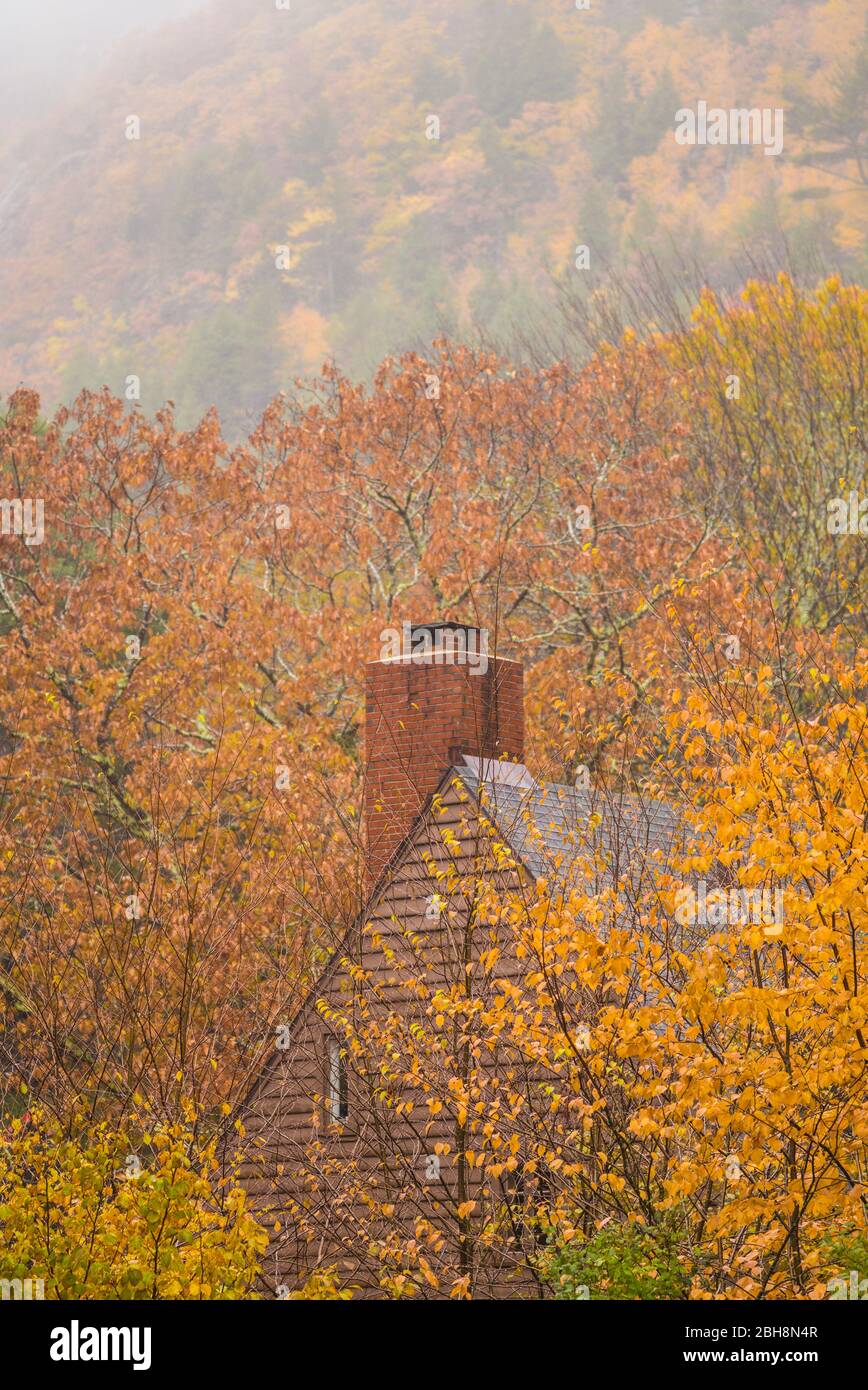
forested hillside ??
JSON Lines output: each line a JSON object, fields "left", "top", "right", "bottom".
{"left": 0, "top": 0, "right": 864, "bottom": 430}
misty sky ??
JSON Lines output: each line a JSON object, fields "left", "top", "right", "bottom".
{"left": 0, "top": 0, "right": 206, "bottom": 118}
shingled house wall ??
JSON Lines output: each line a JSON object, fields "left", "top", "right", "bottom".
{"left": 234, "top": 628, "right": 678, "bottom": 1297}
{"left": 236, "top": 769, "right": 554, "bottom": 1299}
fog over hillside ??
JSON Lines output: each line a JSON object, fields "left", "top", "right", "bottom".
{"left": 0, "top": 0, "right": 863, "bottom": 433}
{"left": 0, "top": 0, "right": 206, "bottom": 121}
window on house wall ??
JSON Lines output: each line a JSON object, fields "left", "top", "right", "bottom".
{"left": 327, "top": 1037, "right": 348, "bottom": 1121}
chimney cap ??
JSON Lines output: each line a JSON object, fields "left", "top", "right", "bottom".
{"left": 409, "top": 619, "right": 484, "bottom": 639}
{"left": 369, "top": 619, "right": 496, "bottom": 668}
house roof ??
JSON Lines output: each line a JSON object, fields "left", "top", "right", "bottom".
{"left": 232, "top": 758, "right": 680, "bottom": 1122}
{"left": 452, "top": 757, "right": 681, "bottom": 890}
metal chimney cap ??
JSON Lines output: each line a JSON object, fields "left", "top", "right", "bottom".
{"left": 410, "top": 621, "right": 483, "bottom": 638}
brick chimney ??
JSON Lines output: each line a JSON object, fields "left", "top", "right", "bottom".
{"left": 364, "top": 622, "right": 524, "bottom": 883}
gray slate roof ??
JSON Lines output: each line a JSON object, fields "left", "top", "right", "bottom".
{"left": 453, "top": 761, "right": 681, "bottom": 890}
